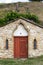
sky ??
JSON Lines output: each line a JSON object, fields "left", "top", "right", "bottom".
{"left": 0, "top": 0, "right": 29, "bottom": 3}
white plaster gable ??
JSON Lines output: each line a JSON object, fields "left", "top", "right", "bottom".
{"left": 13, "top": 24, "right": 28, "bottom": 36}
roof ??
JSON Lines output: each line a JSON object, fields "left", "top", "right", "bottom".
{"left": 2, "top": 18, "right": 43, "bottom": 29}
{"left": 21, "top": 18, "right": 43, "bottom": 28}
{"left": 10, "top": 18, "right": 43, "bottom": 29}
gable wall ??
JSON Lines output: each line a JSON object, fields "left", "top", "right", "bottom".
{"left": 0, "top": 19, "right": 43, "bottom": 58}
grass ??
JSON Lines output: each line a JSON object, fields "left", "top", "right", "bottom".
{"left": 0, "top": 56, "right": 43, "bottom": 65}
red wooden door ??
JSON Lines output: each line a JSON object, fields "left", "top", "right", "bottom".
{"left": 14, "top": 36, "right": 28, "bottom": 58}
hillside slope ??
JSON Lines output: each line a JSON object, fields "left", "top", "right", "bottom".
{"left": 0, "top": 2, "right": 43, "bottom": 25}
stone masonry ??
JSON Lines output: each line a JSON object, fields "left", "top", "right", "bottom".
{"left": 0, "top": 19, "right": 43, "bottom": 58}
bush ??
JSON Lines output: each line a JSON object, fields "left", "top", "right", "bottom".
{"left": 19, "top": 13, "right": 39, "bottom": 23}
{"left": 0, "top": 11, "right": 39, "bottom": 27}
{"left": 31, "top": 14, "right": 39, "bottom": 23}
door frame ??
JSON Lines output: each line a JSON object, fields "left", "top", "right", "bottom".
{"left": 13, "top": 36, "right": 28, "bottom": 58}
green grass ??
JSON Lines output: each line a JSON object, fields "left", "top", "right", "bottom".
{"left": 0, "top": 56, "right": 43, "bottom": 65}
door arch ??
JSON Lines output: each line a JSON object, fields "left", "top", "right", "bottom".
{"left": 13, "top": 24, "right": 28, "bottom": 58}
{"left": 13, "top": 24, "right": 28, "bottom": 36}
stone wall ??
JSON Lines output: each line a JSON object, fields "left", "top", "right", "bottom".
{"left": 0, "top": 19, "right": 43, "bottom": 58}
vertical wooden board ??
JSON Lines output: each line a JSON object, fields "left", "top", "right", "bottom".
{"left": 19, "top": 36, "right": 28, "bottom": 58}
{"left": 14, "top": 37, "right": 19, "bottom": 58}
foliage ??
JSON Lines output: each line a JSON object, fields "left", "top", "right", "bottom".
{"left": 0, "top": 11, "right": 40, "bottom": 27}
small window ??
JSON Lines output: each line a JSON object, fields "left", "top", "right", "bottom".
{"left": 34, "top": 39, "right": 37, "bottom": 49}
{"left": 6, "top": 39, "right": 8, "bottom": 49}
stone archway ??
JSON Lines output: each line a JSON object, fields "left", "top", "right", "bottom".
{"left": 13, "top": 24, "right": 28, "bottom": 36}
{"left": 12, "top": 20, "right": 29, "bottom": 58}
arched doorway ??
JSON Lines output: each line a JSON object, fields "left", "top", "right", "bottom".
{"left": 13, "top": 24, "right": 28, "bottom": 58}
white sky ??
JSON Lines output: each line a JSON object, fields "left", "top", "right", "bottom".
{"left": 0, "top": 0, "right": 29, "bottom": 3}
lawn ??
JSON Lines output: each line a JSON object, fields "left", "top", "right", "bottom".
{"left": 0, "top": 56, "right": 43, "bottom": 65}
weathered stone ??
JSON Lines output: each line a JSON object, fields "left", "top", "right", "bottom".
{"left": 0, "top": 19, "right": 43, "bottom": 58}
